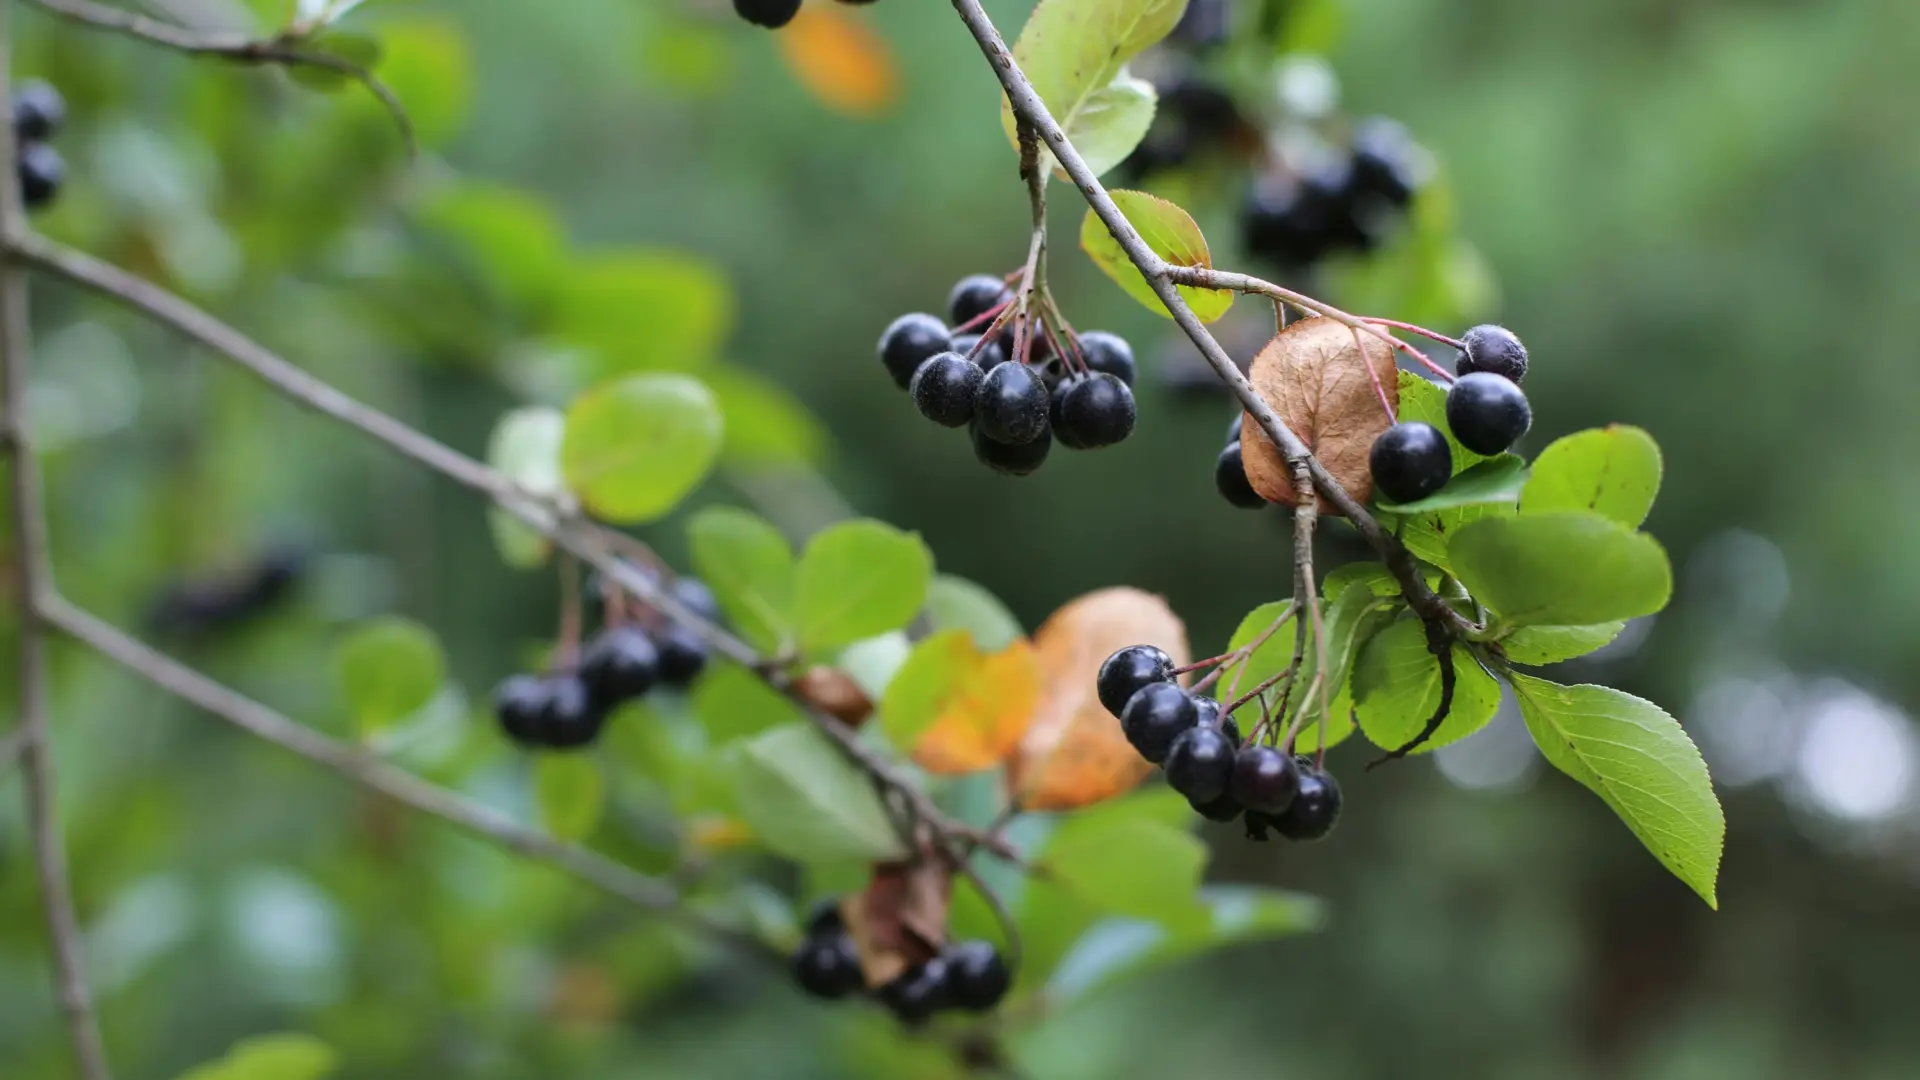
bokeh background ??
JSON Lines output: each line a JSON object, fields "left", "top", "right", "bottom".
{"left": 4, "top": 0, "right": 1919, "bottom": 1076}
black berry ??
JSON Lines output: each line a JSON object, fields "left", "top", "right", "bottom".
{"left": 953, "top": 331, "right": 1008, "bottom": 371}
{"left": 540, "top": 675, "right": 605, "bottom": 750}
{"left": 1055, "top": 373, "right": 1135, "bottom": 449}
{"left": 1163, "top": 725, "right": 1235, "bottom": 804}
{"left": 1349, "top": 117, "right": 1419, "bottom": 208}
{"left": 1369, "top": 422, "right": 1452, "bottom": 504}
{"left": 943, "top": 941, "right": 1011, "bottom": 1012}
{"left": 1190, "top": 693, "right": 1222, "bottom": 731}
{"left": 910, "top": 352, "right": 985, "bottom": 428}
{"left": 1120, "top": 682, "right": 1200, "bottom": 764}
{"left": 947, "top": 274, "right": 1011, "bottom": 329}
{"left": 1190, "top": 790, "right": 1245, "bottom": 822}
{"left": 1445, "top": 372, "right": 1531, "bottom": 456}
{"left": 1216, "top": 441, "right": 1267, "bottom": 509}
{"left": 1076, "top": 331, "right": 1136, "bottom": 386}
{"left": 12, "top": 80, "right": 65, "bottom": 142}
{"left": 1456, "top": 324, "right": 1528, "bottom": 383}
{"left": 1048, "top": 375, "right": 1084, "bottom": 448}
{"left": 733, "top": 0, "right": 801, "bottom": 28}
{"left": 1229, "top": 745, "right": 1300, "bottom": 813}
{"left": 654, "top": 624, "right": 709, "bottom": 687}
{"left": 974, "top": 362, "right": 1050, "bottom": 445}
{"left": 493, "top": 673, "right": 551, "bottom": 748}
{"left": 19, "top": 142, "right": 62, "bottom": 209}
{"left": 804, "top": 897, "right": 844, "bottom": 937}
{"left": 878, "top": 958, "right": 953, "bottom": 1024}
{"left": 1097, "top": 644, "right": 1174, "bottom": 717}
{"left": 672, "top": 576, "right": 722, "bottom": 624}
{"left": 792, "top": 934, "right": 864, "bottom": 1000}
{"left": 878, "top": 313, "right": 952, "bottom": 390}
{"left": 578, "top": 625, "right": 661, "bottom": 707}
{"left": 970, "top": 420, "right": 1051, "bottom": 476}
{"left": 1273, "top": 758, "right": 1343, "bottom": 841}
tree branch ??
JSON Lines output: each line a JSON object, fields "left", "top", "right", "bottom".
{"left": 0, "top": 10, "right": 113, "bottom": 1075}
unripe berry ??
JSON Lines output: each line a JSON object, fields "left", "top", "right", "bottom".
{"left": 1456, "top": 325, "right": 1528, "bottom": 383}
{"left": 910, "top": 352, "right": 985, "bottom": 428}
{"left": 1445, "top": 372, "right": 1531, "bottom": 456}
{"left": 1369, "top": 422, "right": 1451, "bottom": 504}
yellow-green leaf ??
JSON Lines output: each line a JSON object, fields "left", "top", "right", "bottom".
{"left": 561, "top": 373, "right": 722, "bottom": 523}
{"left": 1080, "top": 190, "right": 1232, "bottom": 322}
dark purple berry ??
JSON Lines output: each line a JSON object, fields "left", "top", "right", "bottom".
{"left": 1190, "top": 693, "right": 1221, "bottom": 731}
{"left": 1349, "top": 117, "right": 1420, "bottom": 208}
{"left": 733, "top": 0, "right": 801, "bottom": 27}
{"left": 19, "top": 142, "right": 62, "bottom": 209}
{"left": 804, "top": 897, "right": 844, "bottom": 937}
{"left": 970, "top": 420, "right": 1051, "bottom": 476}
{"left": 12, "top": 80, "right": 65, "bottom": 142}
{"left": 540, "top": 676, "right": 605, "bottom": 750}
{"left": 1273, "top": 758, "right": 1343, "bottom": 841}
{"left": 878, "top": 313, "right": 952, "bottom": 390}
{"left": 792, "top": 934, "right": 864, "bottom": 1000}
{"left": 1370, "top": 422, "right": 1452, "bottom": 505}
{"left": 953, "top": 331, "right": 1008, "bottom": 371}
{"left": 493, "top": 673, "right": 551, "bottom": 748}
{"left": 1097, "top": 645, "right": 1174, "bottom": 717}
{"left": 1456, "top": 325, "right": 1528, "bottom": 383}
{"left": 1230, "top": 745, "right": 1301, "bottom": 813}
{"left": 654, "top": 624, "right": 709, "bottom": 687}
{"left": 1120, "top": 682, "right": 1200, "bottom": 764}
{"left": 1076, "top": 331, "right": 1136, "bottom": 386}
{"left": 1190, "top": 790, "right": 1245, "bottom": 822}
{"left": 1216, "top": 441, "right": 1266, "bottom": 509}
{"left": 672, "top": 577, "right": 722, "bottom": 624}
{"left": 910, "top": 352, "right": 985, "bottom": 428}
{"left": 1048, "top": 375, "right": 1084, "bottom": 448}
{"left": 943, "top": 941, "right": 1011, "bottom": 1012}
{"left": 878, "top": 958, "right": 953, "bottom": 1024}
{"left": 948, "top": 274, "right": 1012, "bottom": 329}
{"left": 974, "top": 362, "right": 1050, "bottom": 445}
{"left": 1444, "top": 372, "right": 1531, "bottom": 456}
{"left": 1164, "top": 725, "right": 1235, "bottom": 803}
{"left": 1055, "top": 373, "right": 1135, "bottom": 449}
{"left": 578, "top": 625, "right": 661, "bottom": 707}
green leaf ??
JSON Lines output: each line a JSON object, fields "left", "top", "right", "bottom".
{"left": 1322, "top": 561, "right": 1396, "bottom": 603}
{"left": 1508, "top": 672, "right": 1724, "bottom": 907}
{"left": 1449, "top": 512, "right": 1672, "bottom": 627}
{"left": 1386, "top": 370, "right": 1512, "bottom": 570}
{"left": 1351, "top": 620, "right": 1501, "bottom": 753}
{"left": 835, "top": 631, "right": 914, "bottom": 702}
{"left": 1293, "top": 587, "right": 1400, "bottom": 752}
{"left": 705, "top": 365, "right": 828, "bottom": 467}
{"left": 693, "top": 662, "right": 803, "bottom": 746}
{"left": 1397, "top": 369, "right": 1488, "bottom": 473}
{"left": 879, "top": 630, "right": 977, "bottom": 748}
{"left": 485, "top": 406, "right": 565, "bottom": 569}
{"left": 535, "top": 755, "right": 605, "bottom": 841}
{"left": 687, "top": 506, "right": 796, "bottom": 652}
{"left": 174, "top": 1033, "right": 338, "bottom": 1080}
{"left": 557, "top": 250, "right": 733, "bottom": 375}
{"left": 925, "top": 574, "right": 1023, "bottom": 652}
{"left": 728, "top": 724, "right": 907, "bottom": 864}
{"left": 333, "top": 617, "right": 445, "bottom": 737}
{"left": 367, "top": 18, "right": 471, "bottom": 147}
{"left": 561, "top": 373, "right": 722, "bottom": 524}
{"left": 1522, "top": 425, "right": 1663, "bottom": 528}
{"left": 1047, "top": 885, "right": 1324, "bottom": 1001}
{"left": 1001, "top": 0, "right": 1189, "bottom": 176}
{"left": 1080, "top": 191, "right": 1233, "bottom": 322}
{"left": 793, "top": 520, "right": 934, "bottom": 652}
{"left": 1500, "top": 622, "right": 1627, "bottom": 666}
{"left": 285, "top": 31, "right": 383, "bottom": 91}
{"left": 415, "top": 182, "right": 565, "bottom": 317}
{"left": 1376, "top": 454, "right": 1527, "bottom": 514}
{"left": 1220, "top": 600, "right": 1298, "bottom": 699}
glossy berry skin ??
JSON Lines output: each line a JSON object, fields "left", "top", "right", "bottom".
{"left": 1370, "top": 422, "right": 1452, "bottom": 504}
{"left": 672, "top": 577, "right": 723, "bottom": 624}
{"left": 948, "top": 274, "right": 1011, "bottom": 329}
{"left": 733, "top": 0, "right": 801, "bottom": 28}
{"left": 1077, "top": 331, "right": 1137, "bottom": 386}
{"left": 1273, "top": 758, "right": 1343, "bottom": 841}
{"left": 953, "top": 331, "right": 1008, "bottom": 371}
{"left": 1229, "top": 745, "right": 1300, "bottom": 813}
{"left": 1216, "top": 442, "right": 1267, "bottom": 509}
{"left": 1120, "top": 682, "right": 1200, "bottom": 764}
{"left": 910, "top": 352, "right": 985, "bottom": 428}
{"left": 1055, "top": 374, "right": 1135, "bottom": 449}
{"left": 974, "top": 362, "right": 1050, "bottom": 445}
{"left": 879, "top": 958, "right": 953, "bottom": 1024}
{"left": 970, "top": 421, "right": 1051, "bottom": 476}
{"left": 1048, "top": 375, "right": 1084, "bottom": 448}
{"left": 1456, "top": 324, "right": 1528, "bottom": 383}
{"left": 493, "top": 673, "right": 552, "bottom": 747}
{"left": 1350, "top": 117, "right": 1419, "bottom": 208}
{"left": 654, "top": 624, "right": 709, "bottom": 687}
{"left": 1164, "top": 725, "right": 1236, "bottom": 804}
{"left": 578, "top": 625, "right": 660, "bottom": 707}
{"left": 1097, "top": 644, "right": 1174, "bottom": 717}
{"left": 792, "top": 934, "right": 864, "bottom": 1000}
{"left": 1445, "top": 372, "right": 1532, "bottom": 456}
{"left": 18, "top": 142, "right": 62, "bottom": 209}
{"left": 12, "top": 80, "right": 65, "bottom": 142}
{"left": 1190, "top": 693, "right": 1222, "bottom": 732}
{"left": 804, "top": 898, "right": 844, "bottom": 937}
{"left": 878, "top": 313, "right": 952, "bottom": 390}
{"left": 540, "top": 676, "right": 605, "bottom": 750}
{"left": 1190, "top": 790, "right": 1245, "bottom": 822}
{"left": 944, "top": 941, "right": 1011, "bottom": 1012}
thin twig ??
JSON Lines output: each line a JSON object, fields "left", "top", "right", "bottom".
{"left": 0, "top": 21, "right": 113, "bottom": 1075}
{"left": 1290, "top": 464, "right": 1333, "bottom": 758}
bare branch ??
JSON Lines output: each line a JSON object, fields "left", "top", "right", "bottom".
{"left": 0, "top": 13, "right": 112, "bottom": 1074}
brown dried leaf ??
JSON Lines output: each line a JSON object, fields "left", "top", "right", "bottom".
{"left": 1008, "top": 587, "right": 1190, "bottom": 811}
{"left": 911, "top": 639, "right": 1041, "bottom": 775}
{"left": 1240, "top": 316, "right": 1399, "bottom": 514}
{"left": 844, "top": 860, "right": 952, "bottom": 988}
{"left": 793, "top": 664, "right": 874, "bottom": 729}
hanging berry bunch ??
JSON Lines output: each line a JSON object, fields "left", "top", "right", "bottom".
{"left": 12, "top": 79, "right": 65, "bottom": 210}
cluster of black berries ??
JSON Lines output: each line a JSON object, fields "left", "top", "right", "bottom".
{"left": 491, "top": 576, "right": 717, "bottom": 750}
{"left": 1097, "top": 645, "right": 1341, "bottom": 841}
{"left": 13, "top": 81, "right": 64, "bottom": 210}
{"left": 878, "top": 275, "right": 1139, "bottom": 476}
{"left": 1371, "top": 325, "right": 1532, "bottom": 505}
{"left": 146, "top": 545, "right": 307, "bottom": 640}
{"left": 791, "top": 901, "right": 1012, "bottom": 1024}
{"left": 1117, "top": 70, "right": 1253, "bottom": 184}
{"left": 733, "top": 0, "right": 873, "bottom": 30}
{"left": 1242, "top": 118, "right": 1424, "bottom": 268}
{"left": 1214, "top": 412, "right": 1267, "bottom": 510}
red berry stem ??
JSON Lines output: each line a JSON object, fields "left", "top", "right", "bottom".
{"left": 951, "top": 297, "right": 1013, "bottom": 335}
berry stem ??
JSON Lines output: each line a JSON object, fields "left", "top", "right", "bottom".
{"left": 1292, "top": 465, "right": 1335, "bottom": 755}
{"left": 555, "top": 553, "right": 584, "bottom": 668}
{"left": 950, "top": 296, "right": 1012, "bottom": 335}
{"left": 1350, "top": 323, "right": 1398, "bottom": 424}
{"left": 1363, "top": 317, "right": 1467, "bottom": 352}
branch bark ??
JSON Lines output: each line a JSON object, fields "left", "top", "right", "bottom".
{"left": 0, "top": 9, "right": 113, "bottom": 1076}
